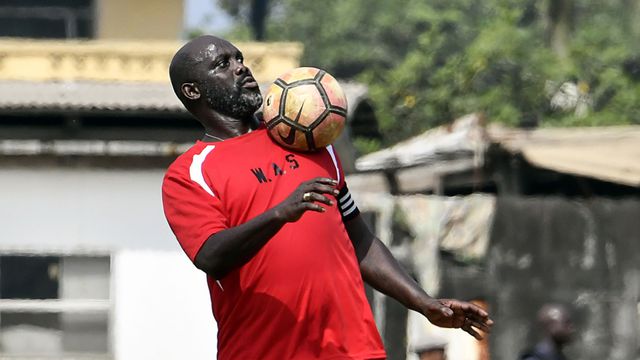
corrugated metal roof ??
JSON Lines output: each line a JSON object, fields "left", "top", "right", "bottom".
{"left": 355, "top": 113, "right": 487, "bottom": 171}
{"left": 0, "top": 139, "right": 192, "bottom": 157}
{"left": 0, "top": 80, "right": 370, "bottom": 114}
{"left": 355, "top": 113, "right": 640, "bottom": 187}
{"left": 0, "top": 80, "right": 185, "bottom": 112}
{"left": 490, "top": 124, "right": 640, "bottom": 187}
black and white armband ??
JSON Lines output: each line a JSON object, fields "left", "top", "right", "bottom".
{"left": 337, "top": 185, "right": 360, "bottom": 221}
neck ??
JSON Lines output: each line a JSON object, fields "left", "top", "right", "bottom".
{"left": 198, "top": 111, "right": 253, "bottom": 142}
{"left": 203, "top": 133, "right": 226, "bottom": 142}
{"left": 544, "top": 337, "right": 565, "bottom": 351}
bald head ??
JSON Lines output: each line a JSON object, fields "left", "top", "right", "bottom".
{"left": 537, "top": 303, "right": 575, "bottom": 344}
{"left": 169, "top": 35, "right": 227, "bottom": 106}
{"left": 168, "top": 35, "right": 262, "bottom": 125}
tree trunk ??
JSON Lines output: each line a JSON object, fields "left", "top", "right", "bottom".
{"left": 250, "top": 0, "right": 269, "bottom": 41}
{"left": 547, "top": 0, "right": 573, "bottom": 59}
{"left": 624, "top": 0, "right": 640, "bottom": 50}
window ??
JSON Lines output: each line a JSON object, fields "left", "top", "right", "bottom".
{"left": 0, "top": 255, "right": 111, "bottom": 358}
{"left": 0, "top": 0, "right": 94, "bottom": 39}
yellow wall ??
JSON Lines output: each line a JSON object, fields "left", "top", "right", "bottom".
{"left": 0, "top": 39, "right": 303, "bottom": 84}
{"left": 97, "top": 0, "right": 183, "bottom": 40}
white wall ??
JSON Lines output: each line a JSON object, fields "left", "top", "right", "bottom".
{"left": 0, "top": 168, "right": 217, "bottom": 359}
{"left": 113, "top": 250, "right": 216, "bottom": 360}
{"left": 0, "top": 168, "right": 176, "bottom": 252}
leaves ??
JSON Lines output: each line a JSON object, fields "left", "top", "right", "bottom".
{"left": 214, "top": 0, "right": 640, "bottom": 151}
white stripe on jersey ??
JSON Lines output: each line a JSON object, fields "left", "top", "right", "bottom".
{"left": 325, "top": 145, "right": 341, "bottom": 184}
{"left": 189, "top": 145, "right": 216, "bottom": 197}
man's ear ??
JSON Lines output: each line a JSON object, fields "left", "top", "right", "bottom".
{"left": 181, "top": 83, "right": 201, "bottom": 100}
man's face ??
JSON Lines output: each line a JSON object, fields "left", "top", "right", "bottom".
{"left": 550, "top": 317, "right": 575, "bottom": 343}
{"left": 546, "top": 308, "right": 575, "bottom": 344}
{"left": 195, "top": 40, "right": 263, "bottom": 119}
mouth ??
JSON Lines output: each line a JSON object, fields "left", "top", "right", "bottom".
{"left": 240, "top": 76, "right": 259, "bottom": 89}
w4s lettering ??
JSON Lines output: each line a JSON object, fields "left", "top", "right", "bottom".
{"left": 250, "top": 154, "right": 300, "bottom": 184}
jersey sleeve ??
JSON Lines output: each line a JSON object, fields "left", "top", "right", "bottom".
{"left": 162, "top": 168, "right": 228, "bottom": 262}
{"left": 326, "top": 145, "right": 360, "bottom": 222}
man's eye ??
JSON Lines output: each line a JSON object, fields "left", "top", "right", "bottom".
{"left": 216, "top": 60, "right": 229, "bottom": 69}
{"left": 237, "top": 56, "right": 244, "bottom": 63}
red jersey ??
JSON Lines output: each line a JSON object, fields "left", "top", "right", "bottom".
{"left": 162, "top": 129, "right": 386, "bottom": 360}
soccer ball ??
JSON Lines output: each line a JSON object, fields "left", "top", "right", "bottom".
{"left": 262, "top": 67, "right": 347, "bottom": 152}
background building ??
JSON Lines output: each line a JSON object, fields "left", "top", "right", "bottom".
{"left": 0, "top": 1, "right": 288, "bottom": 359}
{"left": 350, "top": 114, "right": 640, "bottom": 360}
{"left": 0, "top": 1, "right": 380, "bottom": 358}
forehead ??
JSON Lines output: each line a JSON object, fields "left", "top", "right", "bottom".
{"left": 194, "top": 40, "right": 239, "bottom": 63}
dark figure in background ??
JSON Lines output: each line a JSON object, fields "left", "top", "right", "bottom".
{"left": 520, "top": 304, "right": 575, "bottom": 360}
{"left": 162, "top": 35, "right": 493, "bottom": 359}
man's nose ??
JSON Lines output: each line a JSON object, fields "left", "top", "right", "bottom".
{"left": 234, "top": 61, "right": 248, "bottom": 75}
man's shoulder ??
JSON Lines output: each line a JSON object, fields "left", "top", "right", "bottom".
{"left": 167, "top": 142, "right": 203, "bottom": 168}
{"left": 518, "top": 343, "right": 559, "bottom": 360}
{"left": 519, "top": 349, "right": 543, "bottom": 360}
{"left": 164, "top": 132, "right": 267, "bottom": 176}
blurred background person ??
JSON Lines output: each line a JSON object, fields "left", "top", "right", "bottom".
{"left": 519, "top": 303, "right": 576, "bottom": 360}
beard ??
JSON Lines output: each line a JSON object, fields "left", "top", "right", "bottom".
{"left": 204, "top": 80, "right": 263, "bottom": 122}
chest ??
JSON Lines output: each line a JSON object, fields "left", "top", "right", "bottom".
{"left": 205, "top": 148, "right": 338, "bottom": 221}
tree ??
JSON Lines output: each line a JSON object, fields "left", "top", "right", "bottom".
{"left": 218, "top": 0, "right": 272, "bottom": 40}
{"left": 547, "top": 0, "right": 574, "bottom": 59}
{"left": 217, "top": 0, "right": 640, "bottom": 151}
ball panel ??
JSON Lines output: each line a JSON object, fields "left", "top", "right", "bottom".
{"left": 278, "top": 67, "right": 320, "bottom": 84}
{"left": 271, "top": 120, "right": 309, "bottom": 150}
{"left": 283, "top": 84, "right": 327, "bottom": 127}
{"left": 311, "top": 112, "right": 346, "bottom": 148}
{"left": 320, "top": 72, "right": 348, "bottom": 109}
{"left": 262, "top": 83, "right": 284, "bottom": 122}
{"left": 262, "top": 66, "right": 347, "bottom": 152}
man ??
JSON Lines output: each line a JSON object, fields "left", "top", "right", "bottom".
{"left": 162, "top": 35, "right": 493, "bottom": 359}
{"left": 520, "top": 304, "right": 575, "bottom": 360}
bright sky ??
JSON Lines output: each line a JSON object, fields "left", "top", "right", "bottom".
{"left": 184, "top": 0, "right": 234, "bottom": 34}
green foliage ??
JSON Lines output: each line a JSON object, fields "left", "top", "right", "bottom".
{"left": 216, "top": 0, "right": 640, "bottom": 149}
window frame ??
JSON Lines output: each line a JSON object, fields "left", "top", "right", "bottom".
{"left": 0, "top": 252, "right": 113, "bottom": 358}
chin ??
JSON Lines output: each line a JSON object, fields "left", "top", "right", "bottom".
{"left": 245, "top": 90, "right": 263, "bottom": 106}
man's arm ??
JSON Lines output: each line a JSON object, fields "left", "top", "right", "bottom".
{"left": 345, "top": 214, "right": 493, "bottom": 339}
{"left": 194, "top": 177, "right": 338, "bottom": 279}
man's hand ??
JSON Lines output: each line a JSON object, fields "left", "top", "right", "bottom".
{"left": 421, "top": 299, "right": 494, "bottom": 340}
{"left": 273, "top": 177, "right": 338, "bottom": 222}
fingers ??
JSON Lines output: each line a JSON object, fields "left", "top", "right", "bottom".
{"left": 462, "top": 315, "right": 491, "bottom": 340}
{"left": 301, "top": 201, "right": 326, "bottom": 213}
{"left": 308, "top": 177, "right": 338, "bottom": 186}
{"left": 447, "top": 299, "right": 488, "bottom": 316}
{"left": 466, "top": 316, "right": 492, "bottom": 333}
{"left": 307, "top": 183, "right": 339, "bottom": 197}
{"left": 299, "top": 178, "right": 340, "bottom": 209}
{"left": 462, "top": 319, "right": 484, "bottom": 340}
{"left": 279, "top": 178, "right": 340, "bottom": 222}
{"left": 305, "top": 179, "right": 339, "bottom": 195}
{"left": 443, "top": 300, "right": 492, "bottom": 323}
{"left": 438, "top": 299, "right": 494, "bottom": 340}
{"left": 303, "top": 191, "right": 334, "bottom": 206}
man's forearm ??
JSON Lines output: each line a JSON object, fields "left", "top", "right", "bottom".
{"left": 194, "top": 177, "right": 338, "bottom": 279}
{"left": 359, "top": 237, "right": 433, "bottom": 313}
{"left": 346, "top": 215, "right": 493, "bottom": 338}
{"left": 348, "top": 217, "right": 494, "bottom": 339}
{"left": 345, "top": 216, "right": 433, "bottom": 313}
{"left": 194, "top": 207, "right": 287, "bottom": 279}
